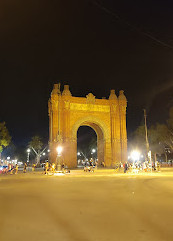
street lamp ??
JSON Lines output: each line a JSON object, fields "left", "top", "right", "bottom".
{"left": 91, "top": 149, "right": 96, "bottom": 161}
{"left": 56, "top": 146, "right": 63, "bottom": 171}
{"left": 131, "top": 150, "right": 140, "bottom": 162}
{"left": 27, "top": 148, "right": 30, "bottom": 163}
{"left": 57, "top": 146, "right": 63, "bottom": 156}
{"left": 7, "top": 156, "right": 10, "bottom": 164}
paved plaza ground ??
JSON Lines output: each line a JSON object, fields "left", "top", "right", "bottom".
{"left": 0, "top": 168, "right": 173, "bottom": 241}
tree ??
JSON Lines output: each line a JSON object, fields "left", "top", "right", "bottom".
{"left": 132, "top": 107, "right": 173, "bottom": 162}
{"left": 132, "top": 124, "right": 146, "bottom": 151}
{"left": 0, "top": 122, "right": 11, "bottom": 160}
{"left": 29, "top": 136, "right": 47, "bottom": 165}
{"left": 132, "top": 124, "right": 164, "bottom": 160}
{"left": 148, "top": 125, "right": 165, "bottom": 162}
{"left": 167, "top": 107, "right": 173, "bottom": 130}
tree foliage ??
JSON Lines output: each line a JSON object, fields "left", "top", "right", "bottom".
{"left": 29, "top": 136, "right": 43, "bottom": 152}
{"left": 29, "top": 136, "right": 44, "bottom": 165}
{"left": 133, "top": 107, "right": 173, "bottom": 156}
{"left": 0, "top": 122, "right": 11, "bottom": 153}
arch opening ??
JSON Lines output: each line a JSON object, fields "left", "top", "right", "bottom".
{"left": 76, "top": 122, "right": 105, "bottom": 167}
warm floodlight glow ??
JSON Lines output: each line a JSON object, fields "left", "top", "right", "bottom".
{"left": 56, "top": 146, "right": 63, "bottom": 155}
{"left": 131, "top": 150, "right": 140, "bottom": 161}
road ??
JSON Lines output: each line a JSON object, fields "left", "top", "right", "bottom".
{"left": 0, "top": 169, "right": 173, "bottom": 241}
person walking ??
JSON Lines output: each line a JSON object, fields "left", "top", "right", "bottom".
{"left": 32, "top": 163, "right": 36, "bottom": 172}
{"left": 10, "top": 165, "right": 14, "bottom": 175}
{"left": 23, "top": 163, "right": 27, "bottom": 173}
{"left": 124, "top": 162, "right": 128, "bottom": 173}
{"left": 44, "top": 162, "right": 49, "bottom": 175}
{"left": 7, "top": 163, "right": 11, "bottom": 174}
{"left": 51, "top": 163, "right": 55, "bottom": 174}
{"left": 95, "top": 160, "right": 98, "bottom": 170}
{"left": 15, "top": 164, "right": 18, "bottom": 174}
{"left": 61, "top": 163, "right": 65, "bottom": 173}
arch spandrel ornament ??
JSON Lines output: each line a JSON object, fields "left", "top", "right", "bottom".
{"left": 48, "top": 84, "right": 127, "bottom": 168}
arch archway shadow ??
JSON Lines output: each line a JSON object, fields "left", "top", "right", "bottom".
{"left": 77, "top": 126, "right": 98, "bottom": 167}
{"left": 77, "top": 122, "right": 104, "bottom": 167}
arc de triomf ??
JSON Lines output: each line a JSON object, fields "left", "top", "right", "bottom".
{"left": 48, "top": 84, "right": 127, "bottom": 168}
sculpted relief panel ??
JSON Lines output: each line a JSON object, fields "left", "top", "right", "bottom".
{"left": 70, "top": 103, "right": 110, "bottom": 113}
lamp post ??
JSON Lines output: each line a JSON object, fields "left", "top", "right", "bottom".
{"left": 148, "top": 150, "right": 152, "bottom": 172}
{"left": 144, "top": 109, "right": 150, "bottom": 157}
{"left": 27, "top": 149, "right": 30, "bottom": 163}
{"left": 91, "top": 148, "right": 96, "bottom": 161}
{"left": 56, "top": 146, "right": 63, "bottom": 172}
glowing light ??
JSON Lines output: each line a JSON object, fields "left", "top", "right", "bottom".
{"left": 18, "top": 161, "right": 23, "bottom": 165}
{"left": 92, "top": 149, "right": 96, "bottom": 153}
{"left": 54, "top": 172, "right": 65, "bottom": 176}
{"left": 131, "top": 151, "right": 140, "bottom": 161}
{"left": 27, "top": 148, "right": 30, "bottom": 153}
{"left": 7, "top": 156, "right": 10, "bottom": 160}
{"left": 56, "top": 146, "right": 63, "bottom": 155}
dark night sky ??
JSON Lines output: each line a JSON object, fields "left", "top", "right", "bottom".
{"left": 0, "top": 0, "right": 173, "bottom": 148}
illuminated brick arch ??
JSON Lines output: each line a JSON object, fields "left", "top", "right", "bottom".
{"left": 48, "top": 84, "right": 127, "bottom": 168}
{"left": 71, "top": 115, "right": 110, "bottom": 140}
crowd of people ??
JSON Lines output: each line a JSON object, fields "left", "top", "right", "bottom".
{"left": 0, "top": 163, "right": 19, "bottom": 175}
{"left": 83, "top": 158, "right": 98, "bottom": 172}
{"left": 116, "top": 160, "right": 161, "bottom": 173}
{"left": 43, "top": 161, "right": 70, "bottom": 175}
{"left": 0, "top": 161, "right": 70, "bottom": 175}
{"left": 0, "top": 159, "right": 162, "bottom": 175}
